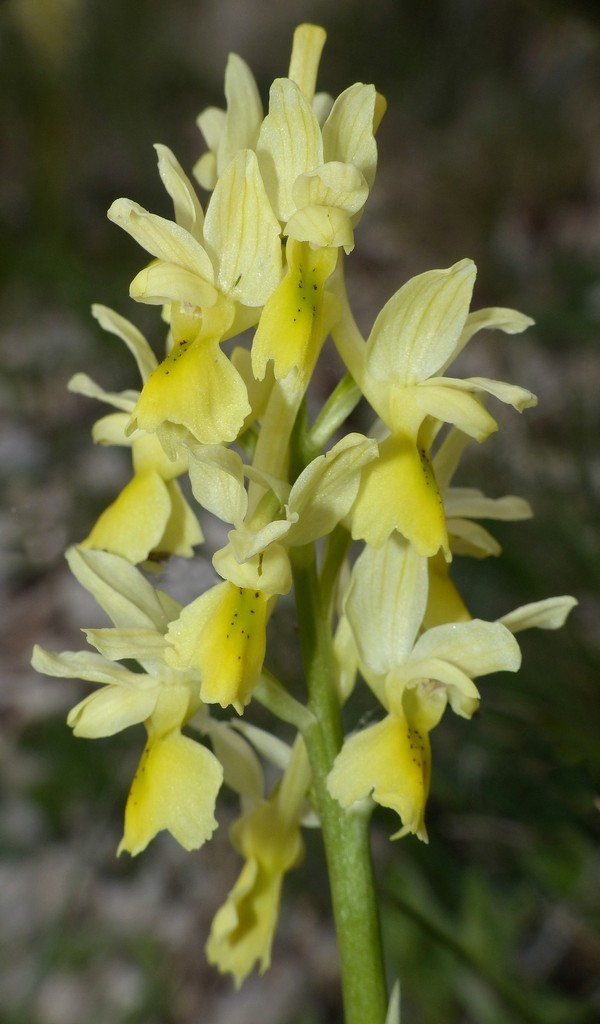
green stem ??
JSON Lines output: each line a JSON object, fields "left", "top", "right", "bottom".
{"left": 291, "top": 544, "right": 388, "bottom": 1024}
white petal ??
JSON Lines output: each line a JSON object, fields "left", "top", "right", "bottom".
{"left": 285, "top": 433, "right": 378, "bottom": 546}
{"left": 345, "top": 534, "right": 428, "bottom": 676}
{"left": 217, "top": 53, "right": 263, "bottom": 175}
{"left": 445, "top": 487, "right": 532, "bottom": 521}
{"left": 365, "top": 260, "right": 476, "bottom": 385}
{"left": 431, "top": 375, "right": 537, "bottom": 412}
{"left": 154, "top": 143, "right": 205, "bottom": 239}
{"left": 68, "top": 684, "right": 157, "bottom": 737}
{"left": 92, "top": 304, "right": 158, "bottom": 382}
{"left": 107, "top": 199, "right": 215, "bottom": 282}
{"left": 206, "top": 719, "right": 264, "bottom": 802}
{"left": 83, "top": 627, "right": 168, "bottom": 662}
{"left": 447, "top": 517, "right": 502, "bottom": 557}
{"left": 203, "top": 150, "right": 282, "bottom": 306}
{"left": 411, "top": 619, "right": 521, "bottom": 678}
{"left": 322, "top": 83, "right": 378, "bottom": 189}
{"left": 499, "top": 596, "right": 577, "bottom": 633}
{"left": 449, "top": 306, "right": 534, "bottom": 367}
{"left": 197, "top": 106, "right": 226, "bottom": 152}
{"left": 287, "top": 23, "right": 327, "bottom": 101}
{"left": 67, "top": 373, "right": 138, "bottom": 413}
{"left": 187, "top": 444, "right": 247, "bottom": 526}
{"left": 257, "top": 78, "right": 323, "bottom": 222}
{"left": 66, "top": 546, "right": 173, "bottom": 631}
{"left": 31, "top": 646, "right": 143, "bottom": 687}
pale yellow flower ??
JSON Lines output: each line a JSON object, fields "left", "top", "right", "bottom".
{"left": 166, "top": 433, "right": 377, "bottom": 712}
{"left": 69, "top": 306, "right": 203, "bottom": 564}
{"left": 328, "top": 535, "right": 521, "bottom": 839}
{"left": 206, "top": 738, "right": 309, "bottom": 985}
{"left": 108, "top": 144, "right": 282, "bottom": 444}
{"left": 334, "top": 260, "right": 536, "bottom": 556}
{"left": 32, "top": 548, "right": 222, "bottom": 855}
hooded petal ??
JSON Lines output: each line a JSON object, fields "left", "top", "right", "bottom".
{"left": 213, "top": 541, "right": 292, "bottom": 596}
{"left": 364, "top": 260, "right": 476, "bottom": 387}
{"left": 203, "top": 150, "right": 283, "bottom": 307}
{"left": 257, "top": 78, "right": 323, "bottom": 223}
{"left": 285, "top": 203, "right": 355, "bottom": 251}
{"left": 291, "top": 161, "right": 369, "bottom": 218}
{"left": 67, "top": 682, "right": 158, "bottom": 738}
{"left": 345, "top": 532, "right": 428, "bottom": 677}
{"left": 284, "top": 432, "right": 378, "bottom": 546}
{"left": 409, "top": 618, "right": 521, "bottom": 684}
{"left": 322, "top": 83, "right": 379, "bottom": 189}
{"left": 129, "top": 260, "right": 219, "bottom": 308}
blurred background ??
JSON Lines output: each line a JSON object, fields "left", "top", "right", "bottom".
{"left": 1, "top": 0, "right": 599, "bottom": 1021}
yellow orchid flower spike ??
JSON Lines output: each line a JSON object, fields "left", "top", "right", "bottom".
{"left": 30, "top": 21, "right": 580, "bottom": 1017}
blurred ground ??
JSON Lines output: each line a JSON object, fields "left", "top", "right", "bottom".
{"left": 1, "top": 1, "right": 599, "bottom": 1022}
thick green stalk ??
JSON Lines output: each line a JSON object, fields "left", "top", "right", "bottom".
{"left": 292, "top": 544, "right": 388, "bottom": 1024}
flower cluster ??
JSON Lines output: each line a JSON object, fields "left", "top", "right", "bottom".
{"left": 32, "top": 24, "right": 576, "bottom": 987}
